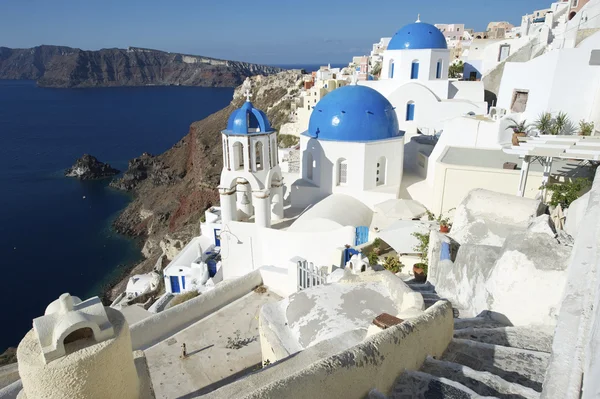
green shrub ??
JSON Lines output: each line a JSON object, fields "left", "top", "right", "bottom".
{"left": 278, "top": 134, "right": 299, "bottom": 148}
{"left": 412, "top": 231, "right": 430, "bottom": 267}
{"left": 544, "top": 178, "right": 592, "bottom": 208}
{"left": 170, "top": 290, "right": 199, "bottom": 307}
{"left": 366, "top": 251, "right": 379, "bottom": 265}
{"left": 579, "top": 120, "right": 595, "bottom": 136}
{"left": 383, "top": 255, "right": 403, "bottom": 274}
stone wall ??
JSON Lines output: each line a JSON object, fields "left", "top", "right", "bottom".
{"left": 217, "top": 301, "right": 453, "bottom": 399}
{"left": 541, "top": 170, "right": 600, "bottom": 399}
{"left": 129, "top": 270, "right": 263, "bottom": 350}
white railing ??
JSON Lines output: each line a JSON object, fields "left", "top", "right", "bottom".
{"left": 297, "top": 260, "right": 328, "bottom": 291}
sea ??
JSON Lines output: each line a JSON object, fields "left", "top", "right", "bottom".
{"left": 0, "top": 80, "right": 233, "bottom": 351}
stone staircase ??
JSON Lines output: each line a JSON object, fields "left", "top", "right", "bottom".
{"left": 389, "top": 282, "right": 553, "bottom": 399}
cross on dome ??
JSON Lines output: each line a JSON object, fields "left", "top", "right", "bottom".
{"left": 416, "top": 14, "right": 421, "bottom": 23}
{"left": 242, "top": 78, "right": 253, "bottom": 102}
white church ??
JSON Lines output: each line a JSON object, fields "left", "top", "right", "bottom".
{"left": 360, "top": 18, "right": 488, "bottom": 138}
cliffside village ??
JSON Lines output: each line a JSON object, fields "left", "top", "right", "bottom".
{"left": 4, "top": 0, "right": 600, "bottom": 398}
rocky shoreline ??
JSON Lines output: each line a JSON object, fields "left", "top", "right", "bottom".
{"left": 100, "top": 71, "right": 304, "bottom": 303}
{"left": 65, "top": 154, "right": 120, "bottom": 180}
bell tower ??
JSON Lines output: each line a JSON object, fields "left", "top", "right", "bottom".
{"left": 218, "top": 79, "right": 284, "bottom": 228}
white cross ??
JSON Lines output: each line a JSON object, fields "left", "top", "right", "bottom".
{"left": 416, "top": 14, "right": 421, "bottom": 23}
{"left": 245, "top": 89, "right": 252, "bottom": 102}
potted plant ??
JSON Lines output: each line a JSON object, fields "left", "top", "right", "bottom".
{"left": 411, "top": 232, "right": 429, "bottom": 283}
{"left": 439, "top": 217, "right": 450, "bottom": 233}
{"left": 506, "top": 117, "right": 532, "bottom": 145}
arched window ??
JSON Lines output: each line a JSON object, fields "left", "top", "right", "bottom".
{"left": 411, "top": 60, "right": 420, "bottom": 79}
{"left": 271, "top": 137, "right": 278, "bottom": 168}
{"left": 232, "top": 142, "right": 244, "bottom": 171}
{"left": 406, "top": 101, "right": 415, "bottom": 121}
{"left": 306, "top": 152, "right": 314, "bottom": 180}
{"left": 223, "top": 138, "right": 229, "bottom": 169}
{"left": 337, "top": 158, "right": 347, "bottom": 185}
{"left": 255, "top": 141, "right": 264, "bottom": 171}
{"left": 389, "top": 59, "right": 395, "bottom": 78}
{"left": 436, "top": 59, "right": 443, "bottom": 79}
{"left": 569, "top": 11, "right": 577, "bottom": 20}
{"left": 376, "top": 157, "right": 387, "bottom": 186}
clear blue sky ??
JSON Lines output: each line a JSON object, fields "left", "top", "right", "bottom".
{"left": 0, "top": 0, "right": 553, "bottom": 65}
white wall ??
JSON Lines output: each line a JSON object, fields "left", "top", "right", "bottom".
{"left": 219, "top": 221, "right": 355, "bottom": 281}
{"left": 292, "top": 135, "right": 405, "bottom": 210}
{"left": 497, "top": 43, "right": 600, "bottom": 126}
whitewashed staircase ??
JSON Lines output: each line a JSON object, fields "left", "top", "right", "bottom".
{"left": 388, "top": 282, "right": 553, "bottom": 399}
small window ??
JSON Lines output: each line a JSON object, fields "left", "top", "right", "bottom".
{"left": 306, "top": 152, "right": 314, "bottom": 180}
{"left": 436, "top": 60, "right": 443, "bottom": 79}
{"left": 406, "top": 101, "right": 415, "bottom": 121}
{"left": 498, "top": 44, "right": 511, "bottom": 62}
{"left": 376, "top": 157, "right": 386, "bottom": 186}
{"left": 233, "top": 142, "right": 244, "bottom": 171}
{"left": 255, "top": 141, "right": 263, "bottom": 171}
{"left": 411, "top": 61, "right": 419, "bottom": 79}
{"left": 389, "top": 60, "right": 395, "bottom": 78}
{"left": 337, "top": 158, "right": 347, "bottom": 185}
{"left": 511, "top": 90, "right": 529, "bottom": 113}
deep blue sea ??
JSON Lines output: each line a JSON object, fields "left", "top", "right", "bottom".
{"left": 0, "top": 80, "right": 233, "bottom": 351}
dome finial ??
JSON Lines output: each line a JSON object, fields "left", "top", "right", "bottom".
{"left": 416, "top": 13, "right": 421, "bottom": 23}
{"left": 242, "top": 77, "right": 253, "bottom": 102}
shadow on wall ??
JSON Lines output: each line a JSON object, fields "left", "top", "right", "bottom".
{"left": 484, "top": 90, "right": 497, "bottom": 109}
{"left": 304, "top": 138, "right": 333, "bottom": 194}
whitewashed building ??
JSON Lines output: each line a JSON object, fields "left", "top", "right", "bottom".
{"left": 360, "top": 19, "right": 488, "bottom": 141}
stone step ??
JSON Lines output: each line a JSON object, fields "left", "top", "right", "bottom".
{"left": 442, "top": 339, "right": 550, "bottom": 392}
{"left": 389, "top": 370, "right": 491, "bottom": 399}
{"left": 421, "top": 356, "right": 540, "bottom": 399}
{"left": 454, "top": 317, "right": 510, "bottom": 331}
{"left": 453, "top": 327, "right": 554, "bottom": 353}
{"left": 406, "top": 282, "right": 436, "bottom": 292}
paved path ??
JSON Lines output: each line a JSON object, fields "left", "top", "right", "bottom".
{"left": 146, "top": 290, "right": 280, "bottom": 399}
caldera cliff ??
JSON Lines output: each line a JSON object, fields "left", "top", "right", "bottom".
{"left": 104, "top": 70, "right": 303, "bottom": 300}
{"left": 0, "top": 45, "right": 283, "bottom": 88}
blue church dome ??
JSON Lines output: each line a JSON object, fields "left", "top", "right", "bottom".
{"left": 307, "top": 85, "right": 399, "bottom": 142}
{"left": 388, "top": 22, "right": 448, "bottom": 50}
{"left": 224, "top": 101, "right": 273, "bottom": 135}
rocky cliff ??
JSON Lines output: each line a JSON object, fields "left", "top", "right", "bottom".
{"left": 0, "top": 45, "right": 283, "bottom": 88}
{"left": 104, "top": 71, "right": 303, "bottom": 300}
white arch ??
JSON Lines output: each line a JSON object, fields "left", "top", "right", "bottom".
{"left": 232, "top": 142, "right": 244, "bottom": 171}
{"left": 255, "top": 141, "right": 264, "bottom": 171}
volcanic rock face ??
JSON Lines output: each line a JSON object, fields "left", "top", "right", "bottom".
{"left": 65, "top": 154, "right": 120, "bottom": 180}
{"left": 0, "top": 45, "right": 283, "bottom": 88}
{"left": 109, "top": 152, "right": 180, "bottom": 191}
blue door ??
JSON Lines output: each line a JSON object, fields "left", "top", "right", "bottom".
{"left": 411, "top": 62, "right": 419, "bottom": 79}
{"left": 214, "top": 228, "right": 221, "bottom": 247}
{"left": 207, "top": 259, "right": 217, "bottom": 277}
{"left": 170, "top": 276, "right": 181, "bottom": 293}
{"left": 355, "top": 226, "right": 369, "bottom": 246}
{"left": 343, "top": 248, "right": 360, "bottom": 266}
{"left": 181, "top": 276, "right": 186, "bottom": 290}
{"left": 406, "top": 103, "right": 415, "bottom": 121}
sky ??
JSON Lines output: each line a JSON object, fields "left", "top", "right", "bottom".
{"left": 0, "top": 0, "right": 554, "bottom": 65}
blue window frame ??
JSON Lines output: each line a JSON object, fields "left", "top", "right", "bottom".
{"left": 181, "top": 276, "right": 186, "bottom": 290}
{"left": 436, "top": 61, "right": 442, "bottom": 79}
{"left": 390, "top": 62, "right": 395, "bottom": 78}
{"left": 411, "top": 61, "right": 419, "bottom": 79}
{"left": 406, "top": 102, "right": 415, "bottom": 121}
{"left": 170, "top": 276, "right": 181, "bottom": 293}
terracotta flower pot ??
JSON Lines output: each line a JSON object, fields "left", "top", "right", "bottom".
{"left": 440, "top": 225, "right": 450, "bottom": 233}
{"left": 413, "top": 263, "right": 427, "bottom": 283}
